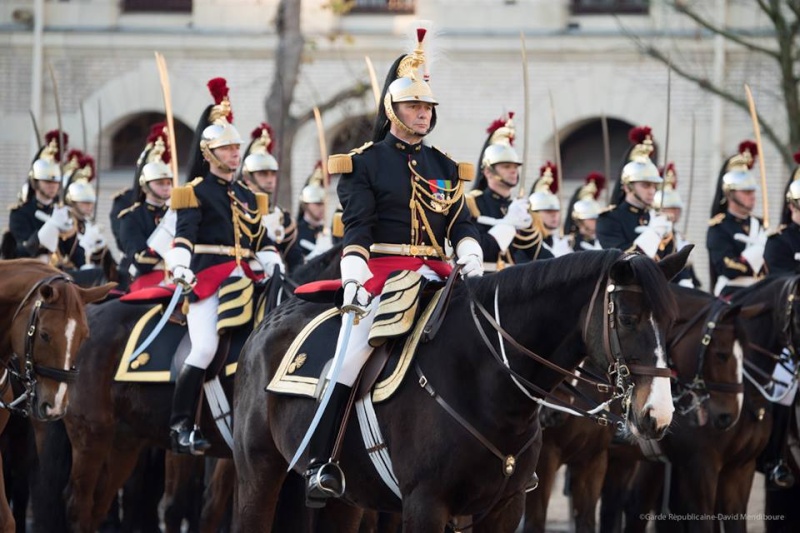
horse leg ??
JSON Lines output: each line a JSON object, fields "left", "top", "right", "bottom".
{"left": 400, "top": 490, "right": 449, "bottom": 532}
{"left": 600, "top": 453, "right": 639, "bottom": 533}
{"left": 714, "top": 462, "right": 756, "bottom": 533}
{"left": 571, "top": 449, "right": 609, "bottom": 533}
{"left": 90, "top": 441, "right": 145, "bottom": 531}
{"left": 522, "top": 447, "right": 561, "bottom": 533}
{"left": 315, "top": 499, "right": 363, "bottom": 533}
{"left": 200, "top": 458, "right": 235, "bottom": 533}
{"left": 622, "top": 460, "right": 663, "bottom": 533}
{"left": 163, "top": 452, "right": 204, "bottom": 533}
{"left": 64, "top": 420, "right": 115, "bottom": 533}
{"left": 0, "top": 450, "right": 16, "bottom": 533}
{"left": 666, "top": 461, "right": 719, "bottom": 533}
{"left": 472, "top": 490, "right": 526, "bottom": 533}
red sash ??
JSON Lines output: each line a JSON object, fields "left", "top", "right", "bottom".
{"left": 193, "top": 261, "right": 263, "bottom": 300}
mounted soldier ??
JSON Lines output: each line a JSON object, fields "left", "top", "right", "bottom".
{"left": 61, "top": 155, "right": 111, "bottom": 272}
{"left": 241, "top": 122, "right": 303, "bottom": 273}
{"left": 766, "top": 149, "right": 800, "bottom": 277}
{"left": 654, "top": 163, "right": 697, "bottom": 288}
{"left": 465, "top": 113, "right": 530, "bottom": 272}
{"left": 7, "top": 129, "right": 74, "bottom": 262}
{"left": 164, "top": 77, "right": 279, "bottom": 454}
{"left": 118, "top": 128, "right": 174, "bottom": 292}
{"left": 514, "top": 163, "right": 571, "bottom": 263}
{"left": 564, "top": 171, "right": 605, "bottom": 252}
{"left": 304, "top": 26, "right": 482, "bottom": 507}
{"left": 296, "top": 161, "right": 333, "bottom": 260}
{"left": 707, "top": 140, "right": 766, "bottom": 297}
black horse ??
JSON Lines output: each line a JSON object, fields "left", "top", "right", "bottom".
{"left": 233, "top": 247, "right": 691, "bottom": 532}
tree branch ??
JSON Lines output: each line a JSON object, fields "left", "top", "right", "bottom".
{"left": 667, "top": 0, "right": 779, "bottom": 59}
{"left": 294, "top": 82, "right": 370, "bottom": 125}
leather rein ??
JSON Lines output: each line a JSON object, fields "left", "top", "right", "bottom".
{"left": 0, "top": 274, "right": 79, "bottom": 417}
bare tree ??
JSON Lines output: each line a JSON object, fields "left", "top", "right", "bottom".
{"left": 266, "top": 0, "right": 369, "bottom": 208}
{"left": 623, "top": 0, "right": 799, "bottom": 167}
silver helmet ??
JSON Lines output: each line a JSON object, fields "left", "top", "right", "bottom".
{"left": 722, "top": 155, "right": 757, "bottom": 192}
{"left": 65, "top": 179, "right": 96, "bottom": 204}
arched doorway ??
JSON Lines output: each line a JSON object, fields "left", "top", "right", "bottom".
{"left": 559, "top": 117, "right": 635, "bottom": 204}
{"left": 111, "top": 112, "right": 193, "bottom": 170}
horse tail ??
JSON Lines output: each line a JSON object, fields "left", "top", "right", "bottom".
{"left": 31, "top": 419, "right": 72, "bottom": 532}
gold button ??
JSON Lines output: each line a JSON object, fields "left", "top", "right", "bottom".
{"left": 411, "top": 160, "right": 417, "bottom": 166}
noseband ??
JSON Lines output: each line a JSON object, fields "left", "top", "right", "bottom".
{"left": 0, "top": 274, "right": 79, "bottom": 417}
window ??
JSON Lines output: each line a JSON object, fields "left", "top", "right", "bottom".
{"left": 349, "top": 0, "right": 416, "bottom": 15}
{"left": 122, "top": 0, "right": 191, "bottom": 14}
{"left": 571, "top": 0, "right": 648, "bottom": 15}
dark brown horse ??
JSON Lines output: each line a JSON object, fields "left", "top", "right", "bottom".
{"left": 0, "top": 259, "right": 113, "bottom": 532}
{"left": 602, "top": 276, "right": 798, "bottom": 533}
{"left": 524, "top": 284, "right": 749, "bottom": 533}
{"left": 233, "top": 248, "right": 691, "bottom": 532}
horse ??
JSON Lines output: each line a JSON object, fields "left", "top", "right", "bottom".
{"left": 0, "top": 259, "right": 113, "bottom": 532}
{"left": 232, "top": 247, "right": 691, "bottom": 532}
{"left": 524, "top": 284, "right": 749, "bottom": 533}
{"left": 602, "top": 275, "right": 798, "bottom": 533}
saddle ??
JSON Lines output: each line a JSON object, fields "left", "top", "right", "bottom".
{"left": 268, "top": 268, "right": 460, "bottom": 402}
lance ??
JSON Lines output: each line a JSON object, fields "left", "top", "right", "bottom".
{"left": 744, "top": 84, "right": 769, "bottom": 229}
{"left": 682, "top": 114, "right": 696, "bottom": 236}
{"left": 657, "top": 65, "right": 672, "bottom": 211}
{"left": 518, "top": 31, "right": 531, "bottom": 199}
{"left": 313, "top": 105, "right": 331, "bottom": 232}
{"left": 93, "top": 100, "right": 102, "bottom": 221}
{"left": 601, "top": 113, "right": 611, "bottom": 204}
{"left": 547, "top": 90, "right": 564, "bottom": 210}
{"left": 155, "top": 52, "right": 179, "bottom": 187}
{"left": 80, "top": 102, "right": 88, "bottom": 151}
{"left": 364, "top": 56, "right": 381, "bottom": 111}
{"left": 29, "top": 110, "right": 42, "bottom": 148}
{"left": 46, "top": 62, "right": 65, "bottom": 170}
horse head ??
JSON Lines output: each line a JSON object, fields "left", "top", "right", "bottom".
{"left": 5, "top": 266, "right": 114, "bottom": 421}
{"left": 584, "top": 246, "right": 690, "bottom": 440}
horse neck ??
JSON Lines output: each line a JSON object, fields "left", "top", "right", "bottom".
{"left": 666, "top": 292, "right": 708, "bottom": 375}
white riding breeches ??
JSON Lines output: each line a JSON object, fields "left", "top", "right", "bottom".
{"left": 184, "top": 267, "right": 245, "bottom": 369}
{"left": 327, "top": 264, "right": 444, "bottom": 387}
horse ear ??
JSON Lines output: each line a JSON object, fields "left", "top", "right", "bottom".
{"left": 657, "top": 245, "right": 693, "bottom": 281}
{"left": 609, "top": 257, "right": 635, "bottom": 286}
{"left": 78, "top": 282, "right": 117, "bottom": 305}
{"left": 39, "top": 283, "right": 56, "bottom": 302}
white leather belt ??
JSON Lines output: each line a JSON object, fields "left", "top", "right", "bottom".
{"left": 370, "top": 243, "right": 440, "bottom": 258}
{"left": 193, "top": 244, "right": 253, "bottom": 259}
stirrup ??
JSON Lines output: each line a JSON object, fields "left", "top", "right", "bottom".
{"left": 525, "top": 471, "right": 539, "bottom": 493}
{"left": 305, "top": 462, "right": 346, "bottom": 507}
{"left": 171, "top": 426, "right": 210, "bottom": 456}
{"left": 768, "top": 462, "right": 795, "bottom": 489}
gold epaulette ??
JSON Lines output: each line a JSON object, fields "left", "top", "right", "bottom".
{"left": 465, "top": 190, "right": 482, "bottom": 218}
{"left": 328, "top": 141, "right": 374, "bottom": 175}
{"left": 599, "top": 204, "right": 616, "bottom": 215}
{"left": 255, "top": 192, "right": 269, "bottom": 217}
{"left": 8, "top": 201, "right": 23, "bottom": 211}
{"left": 111, "top": 187, "right": 129, "bottom": 201}
{"left": 117, "top": 202, "right": 141, "bottom": 219}
{"left": 171, "top": 177, "right": 202, "bottom": 210}
{"left": 708, "top": 213, "right": 726, "bottom": 227}
{"left": 331, "top": 212, "right": 344, "bottom": 238}
{"left": 457, "top": 162, "right": 475, "bottom": 181}
{"left": 768, "top": 224, "right": 787, "bottom": 237}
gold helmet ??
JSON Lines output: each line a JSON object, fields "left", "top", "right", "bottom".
{"left": 30, "top": 129, "right": 68, "bottom": 183}
{"left": 379, "top": 23, "right": 438, "bottom": 139}
{"left": 482, "top": 113, "right": 523, "bottom": 168}
{"left": 62, "top": 149, "right": 84, "bottom": 189}
{"left": 140, "top": 136, "right": 173, "bottom": 187}
{"left": 572, "top": 172, "right": 606, "bottom": 221}
{"left": 620, "top": 126, "right": 661, "bottom": 186}
{"left": 529, "top": 162, "right": 560, "bottom": 212}
{"left": 301, "top": 161, "right": 326, "bottom": 204}
{"left": 188, "top": 78, "right": 243, "bottom": 177}
{"left": 654, "top": 163, "right": 685, "bottom": 209}
{"left": 721, "top": 146, "right": 758, "bottom": 193}
{"left": 243, "top": 123, "right": 279, "bottom": 173}
{"left": 66, "top": 179, "right": 96, "bottom": 204}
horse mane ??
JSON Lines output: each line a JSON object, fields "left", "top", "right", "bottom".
{"left": 469, "top": 249, "right": 677, "bottom": 322}
{"left": 289, "top": 242, "right": 343, "bottom": 285}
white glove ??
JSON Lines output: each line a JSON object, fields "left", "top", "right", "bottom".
{"left": 341, "top": 254, "right": 372, "bottom": 309}
{"left": 545, "top": 235, "right": 573, "bottom": 258}
{"left": 165, "top": 247, "right": 196, "bottom": 287}
{"left": 50, "top": 206, "right": 74, "bottom": 232}
{"left": 675, "top": 232, "right": 692, "bottom": 252}
{"left": 633, "top": 213, "right": 672, "bottom": 258}
{"left": 488, "top": 224, "right": 516, "bottom": 253}
{"left": 579, "top": 239, "right": 602, "bottom": 251}
{"left": 306, "top": 233, "right": 333, "bottom": 260}
{"left": 735, "top": 219, "right": 766, "bottom": 273}
{"left": 740, "top": 244, "right": 765, "bottom": 274}
{"left": 261, "top": 208, "right": 285, "bottom": 244}
{"left": 147, "top": 209, "right": 176, "bottom": 259}
{"left": 634, "top": 212, "right": 672, "bottom": 239}
{"left": 256, "top": 250, "right": 285, "bottom": 276}
{"left": 37, "top": 218, "right": 60, "bottom": 253}
{"left": 79, "top": 223, "right": 106, "bottom": 258}
{"left": 501, "top": 198, "right": 533, "bottom": 230}
{"left": 456, "top": 238, "right": 484, "bottom": 278}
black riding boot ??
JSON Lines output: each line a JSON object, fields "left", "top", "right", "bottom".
{"left": 764, "top": 404, "right": 794, "bottom": 489}
{"left": 305, "top": 382, "right": 351, "bottom": 508}
{"left": 169, "top": 364, "right": 211, "bottom": 455}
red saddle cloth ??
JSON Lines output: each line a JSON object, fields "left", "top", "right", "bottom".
{"left": 119, "top": 285, "right": 177, "bottom": 304}
{"left": 294, "top": 280, "right": 342, "bottom": 303}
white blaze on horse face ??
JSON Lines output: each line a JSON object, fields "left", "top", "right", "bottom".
{"left": 733, "top": 340, "right": 744, "bottom": 412}
{"left": 644, "top": 314, "right": 674, "bottom": 428}
{"left": 49, "top": 318, "right": 77, "bottom": 417}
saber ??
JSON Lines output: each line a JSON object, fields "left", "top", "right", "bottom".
{"left": 313, "top": 106, "right": 331, "bottom": 233}
{"left": 744, "top": 84, "right": 769, "bottom": 229}
{"left": 518, "top": 32, "right": 531, "bottom": 199}
{"left": 46, "top": 62, "right": 65, "bottom": 169}
{"left": 80, "top": 102, "right": 88, "bottom": 151}
{"left": 155, "top": 52, "right": 179, "bottom": 186}
{"left": 128, "top": 286, "right": 186, "bottom": 363}
{"left": 364, "top": 56, "right": 380, "bottom": 111}
{"left": 288, "top": 309, "right": 358, "bottom": 472}
{"left": 658, "top": 65, "right": 672, "bottom": 210}
{"left": 682, "top": 114, "right": 696, "bottom": 235}
{"left": 29, "top": 110, "right": 42, "bottom": 147}
{"left": 548, "top": 90, "right": 564, "bottom": 235}
{"left": 601, "top": 113, "right": 611, "bottom": 204}
{"left": 94, "top": 100, "right": 102, "bottom": 221}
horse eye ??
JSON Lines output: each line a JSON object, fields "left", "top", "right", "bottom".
{"left": 40, "top": 331, "right": 51, "bottom": 343}
{"left": 618, "top": 314, "right": 637, "bottom": 328}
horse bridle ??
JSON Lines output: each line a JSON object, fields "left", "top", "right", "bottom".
{"left": 0, "top": 274, "right": 79, "bottom": 417}
{"left": 667, "top": 299, "right": 744, "bottom": 416}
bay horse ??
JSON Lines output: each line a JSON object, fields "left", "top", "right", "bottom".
{"left": 524, "top": 284, "right": 748, "bottom": 533}
{"left": 602, "top": 275, "right": 797, "bottom": 533}
{"left": 0, "top": 259, "right": 113, "bottom": 532}
{"left": 233, "top": 247, "right": 691, "bottom": 532}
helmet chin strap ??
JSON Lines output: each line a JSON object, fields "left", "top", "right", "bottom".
{"left": 625, "top": 185, "right": 652, "bottom": 209}
{"left": 201, "top": 143, "right": 236, "bottom": 174}
{"left": 489, "top": 168, "right": 517, "bottom": 189}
